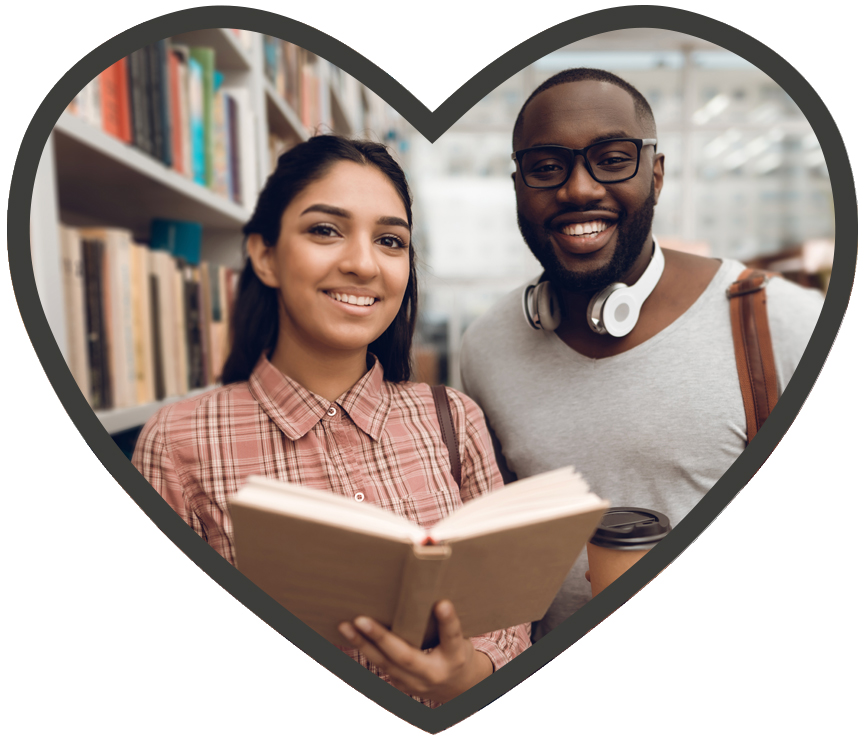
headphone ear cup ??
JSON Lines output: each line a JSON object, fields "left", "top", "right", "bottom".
{"left": 536, "top": 281, "right": 561, "bottom": 331}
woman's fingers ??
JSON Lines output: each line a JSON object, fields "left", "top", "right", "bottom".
{"left": 338, "top": 618, "right": 421, "bottom": 684}
{"left": 433, "top": 601, "right": 467, "bottom": 660}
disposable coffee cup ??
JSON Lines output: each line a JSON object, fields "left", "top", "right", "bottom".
{"left": 586, "top": 507, "right": 671, "bottom": 597}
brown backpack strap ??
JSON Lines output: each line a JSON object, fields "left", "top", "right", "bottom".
{"left": 727, "top": 269, "right": 779, "bottom": 444}
{"left": 432, "top": 385, "right": 462, "bottom": 488}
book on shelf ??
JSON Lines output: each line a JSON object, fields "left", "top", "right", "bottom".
{"left": 189, "top": 46, "right": 216, "bottom": 187}
{"left": 64, "top": 38, "right": 247, "bottom": 205}
{"left": 98, "top": 58, "right": 132, "bottom": 144}
{"left": 59, "top": 225, "right": 91, "bottom": 399}
{"left": 230, "top": 467, "right": 609, "bottom": 649}
{"left": 58, "top": 223, "right": 240, "bottom": 417}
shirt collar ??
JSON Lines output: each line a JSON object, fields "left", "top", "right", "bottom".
{"left": 248, "top": 354, "right": 391, "bottom": 442}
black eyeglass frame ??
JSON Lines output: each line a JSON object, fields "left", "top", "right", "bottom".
{"left": 512, "top": 138, "right": 658, "bottom": 188}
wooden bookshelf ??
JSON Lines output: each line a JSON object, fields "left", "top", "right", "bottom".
{"left": 30, "top": 29, "right": 408, "bottom": 445}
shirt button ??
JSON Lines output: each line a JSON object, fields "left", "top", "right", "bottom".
{"left": 354, "top": 492, "right": 365, "bottom": 502}
{"left": 327, "top": 407, "right": 337, "bottom": 417}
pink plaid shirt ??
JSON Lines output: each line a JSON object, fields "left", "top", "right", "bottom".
{"left": 133, "top": 355, "right": 530, "bottom": 705}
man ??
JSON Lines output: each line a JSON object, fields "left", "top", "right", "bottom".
{"left": 459, "top": 68, "right": 824, "bottom": 641}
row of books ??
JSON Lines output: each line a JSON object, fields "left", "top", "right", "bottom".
{"left": 262, "top": 37, "right": 339, "bottom": 134}
{"left": 59, "top": 224, "right": 240, "bottom": 411}
{"left": 67, "top": 39, "right": 257, "bottom": 211}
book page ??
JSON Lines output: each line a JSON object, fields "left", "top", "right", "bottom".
{"left": 234, "top": 476, "right": 425, "bottom": 542}
{"left": 429, "top": 467, "right": 606, "bottom": 542}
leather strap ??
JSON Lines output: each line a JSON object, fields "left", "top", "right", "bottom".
{"left": 728, "top": 269, "right": 779, "bottom": 444}
{"left": 432, "top": 385, "right": 462, "bottom": 488}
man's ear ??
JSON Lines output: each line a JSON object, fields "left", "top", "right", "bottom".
{"left": 511, "top": 170, "right": 517, "bottom": 190}
{"left": 247, "top": 234, "right": 280, "bottom": 288}
{"left": 652, "top": 153, "right": 665, "bottom": 205}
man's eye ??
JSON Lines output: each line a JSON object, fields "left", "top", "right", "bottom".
{"left": 529, "top": 160, "right": 565, "bottom": 173}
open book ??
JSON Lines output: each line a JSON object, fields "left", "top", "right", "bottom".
{"left": 230, "top": 467, "right": 608, "bottom": 649}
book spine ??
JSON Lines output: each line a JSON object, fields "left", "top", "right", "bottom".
{"left": 59, "top": 225, "right": 91, "bottom": 399}
{"left": 187, "top": 54, "right": 206, "bottom": 186}
{"left": 167, "top": 48, "right": 184, "bottom": 174}
{"left": 128, "top": 48, "right": 152, "bottom": 157}
{"left": 189, "top": 47, "right": 215, "bottom": 187}
{"left": 145, "top": 43, "right": 165, "bottom": 165}
{"left": 391, "top": 544, "right": 452, "bottom": 649}
{"left": 155, "top": 38, "right": 173, "bottom": 167}
{"left": 225, "top": 93, "right": 240, "bottom": 204}
{"left": 81, "top": 238, "right": 108, "bottom": 409}
{"left": 147, "top": 253, "right": 166, "bottom": 401}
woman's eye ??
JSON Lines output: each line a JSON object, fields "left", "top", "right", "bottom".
{"left": 309, "top": 224, "right": 340, "bottom": 238}
{"left": 378, "top": 234, "right": 407, "bottom": 249}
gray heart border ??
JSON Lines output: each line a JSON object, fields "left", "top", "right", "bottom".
{"left": 7, "top": 4, "right": 857, "bottom": 734}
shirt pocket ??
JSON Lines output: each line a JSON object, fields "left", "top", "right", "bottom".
{"left": 402, "top": 486, "right": 464, "bottom": 531}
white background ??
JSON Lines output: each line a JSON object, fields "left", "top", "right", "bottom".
{"left": 2, "top": 1, "right": 862, "bottom": 738}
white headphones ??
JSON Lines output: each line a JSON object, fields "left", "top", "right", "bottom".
{"left": 523, "top": 237, "right": 665, "bottom": 338}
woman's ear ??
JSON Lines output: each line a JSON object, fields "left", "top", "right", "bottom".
{"left": 247, "top": 234, "right": 280, "bottom": 288}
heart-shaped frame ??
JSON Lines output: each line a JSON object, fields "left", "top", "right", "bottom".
{"left": 7, "top": 4, "right": 856, "bottom": 733}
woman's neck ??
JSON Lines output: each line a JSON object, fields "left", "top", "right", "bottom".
{"left": 268, "top": 335, "right": 370, "bottom": 403}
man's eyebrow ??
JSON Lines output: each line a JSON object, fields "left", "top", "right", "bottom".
{"left": 527, "top": 131, "right": 636, "bottom": 149}
{"left": 300, "top": 204, "right": 409, "bottom": 231}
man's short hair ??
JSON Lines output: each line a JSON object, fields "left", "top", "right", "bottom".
{"left": 512, "top": 68, "right": 657, "bottom": 148}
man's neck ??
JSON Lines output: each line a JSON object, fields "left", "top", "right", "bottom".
{"left": 553, "top": 246, "right": 721, "bottom": 359}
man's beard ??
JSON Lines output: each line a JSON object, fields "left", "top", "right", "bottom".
{"left": 517, "top": 187, "right": 656, "bottom": 295}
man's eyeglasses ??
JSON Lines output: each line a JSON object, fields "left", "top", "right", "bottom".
{"left": 512, "top": 138, "right": 658, "bottom": 188}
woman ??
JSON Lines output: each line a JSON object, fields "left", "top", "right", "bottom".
{"left": 133, "top": 135, "right": 530, "bottom": 706}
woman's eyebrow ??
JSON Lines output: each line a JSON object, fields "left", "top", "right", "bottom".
{"left": 377, "top": 216, "right": 410, "bottom": 230}
{"left": 300, "top": 204, "right": 350, "bottom": 218}
{"left": 301, "top": 204, "right": 409, "bottom": 231}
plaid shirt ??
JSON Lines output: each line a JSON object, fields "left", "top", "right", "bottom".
{"left": 133, "top": 355, "right": 530, "bottom": 705}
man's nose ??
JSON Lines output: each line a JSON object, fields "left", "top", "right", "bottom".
{"left": 556, "top": 155, "right": 607, "bottom": 204}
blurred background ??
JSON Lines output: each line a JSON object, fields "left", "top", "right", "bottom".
{"left": 29, "top": 27, "right": 833, "bottom": 456}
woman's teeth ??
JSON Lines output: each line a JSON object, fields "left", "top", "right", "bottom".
{"left": 560, "top": 220, "right": 612, "bottom": 237}
{"left": 327, "top": 292, "right": 376, "bottom": 306}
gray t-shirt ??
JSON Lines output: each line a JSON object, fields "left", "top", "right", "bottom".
{"left": 459, "top": 258, "right": 824, "bottom": 641}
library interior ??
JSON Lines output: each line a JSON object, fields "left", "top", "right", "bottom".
{"left": 30, "top": 27, "right": 833, "bottom": 458}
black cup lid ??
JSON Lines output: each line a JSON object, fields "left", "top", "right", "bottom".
{"left": 589, "top": 507, "right": 671, "bottom": 550}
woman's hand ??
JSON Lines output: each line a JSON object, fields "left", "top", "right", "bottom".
{"left": 338, "top": 600, "right": 493, "bottom": 704}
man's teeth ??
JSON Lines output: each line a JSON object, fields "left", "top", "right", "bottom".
{"left": 561, "top": 220, "right": 612, "bottom": 237}
{"left": 327, "top": 292, "right": 376, "bottom": 306}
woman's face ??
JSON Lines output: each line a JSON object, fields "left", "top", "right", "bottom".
{"left": 254, "top": 160, "right": 411, "bottom": 357}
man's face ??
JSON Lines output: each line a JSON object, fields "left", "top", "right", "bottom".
{"left": 514, "top": 80, "right": 665, "bottom": 294}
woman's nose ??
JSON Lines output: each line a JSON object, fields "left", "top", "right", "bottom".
{"left": 338, "top": 235, "right": 379, "bottom": 278}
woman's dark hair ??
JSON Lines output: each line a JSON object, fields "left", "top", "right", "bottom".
{"left": 221, "top": 135, "right": 417, "bottom": 385}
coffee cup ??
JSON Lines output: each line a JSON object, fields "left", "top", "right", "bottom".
{"left": 586, "top": 507, "right": 671, "bottom": 597}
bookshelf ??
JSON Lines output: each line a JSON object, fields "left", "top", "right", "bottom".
{"left": 30, "top": 29, "right": 408, "bottom": 440}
